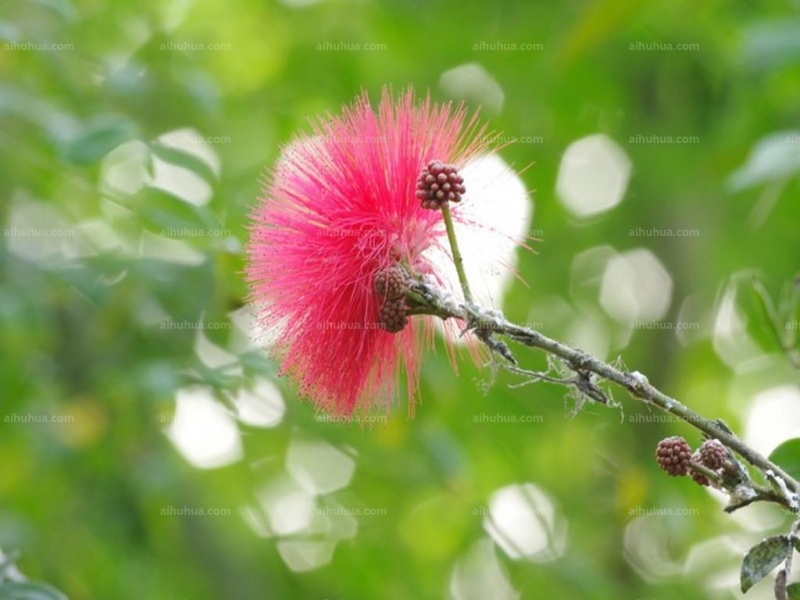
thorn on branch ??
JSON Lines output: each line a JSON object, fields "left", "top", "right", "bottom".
{"left": 505, "top": 364, "right": 575, "bottom": 387}
{"left": 475, "top": 329, "right": 517, "bottom": 365}
{"left": 573, "top": 370, "right": 610, "bottom": 405}
{"left": 505, "top": 363, "right": 612, "bottom": 408}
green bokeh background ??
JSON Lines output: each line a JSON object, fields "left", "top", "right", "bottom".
{"left": 2, "top": 0, "right": 800, "bottom": 598}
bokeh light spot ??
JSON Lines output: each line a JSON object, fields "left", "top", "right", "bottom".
{"left": 166, "top": 386, "right": 243, "bottom": 469}
{"left": 286, "top": 438, "right": 356, "bottom": 495}
{"left": 599, "top": 248, "right": 672, "bottom": 324}
{"left": 557, "top": 134, "right": 631, "bottom": 217}
{"left": 744, "top": 385, "right": 800, "bottom": 456}
{"left": 450, "top": 538, "right": 519, "bottom": 600}
{"left": 234, "top": 377, "right": 285, "bottom": 428}
{"left": 440, "top": 63, "right": 505, "bottom": 115}
{"left": 483, "top": 483, "right": 567, "bottom": 562}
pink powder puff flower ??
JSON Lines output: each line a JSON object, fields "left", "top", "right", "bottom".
{"left": 246, "top": 88, "right": 531, "bottom": 418}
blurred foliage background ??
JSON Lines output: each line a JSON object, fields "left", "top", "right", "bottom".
{"left": 2, "top": 0, "right": 800, "bottom": 598}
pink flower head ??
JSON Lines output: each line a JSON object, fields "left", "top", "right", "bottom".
{"left": 246, "top": 88, "right": 526, "bottom": 418}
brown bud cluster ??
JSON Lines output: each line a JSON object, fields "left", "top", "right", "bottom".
{"left": 655, "top": 436, "right": 693, "bottom": 477}
{"left": 655, "top": 437, "right": 731, "bottom": 487}
{"left": 379, "top": 297, "right": 408, "bottom": 333}
{"left": 698, "top": 439, "right": 727, "bottom": 470}
{"left": 373, "top": 266, "right": 410, "bottom": 334}
{"left": 415, "top": 160, "right": 466, "bottom": 210}
{"left": 689, "top": 451, "right": 710, "bottom": 486}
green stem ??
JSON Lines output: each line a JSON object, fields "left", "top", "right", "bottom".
{"left": 440, "top": 201, "right": 473, "bottom": 306}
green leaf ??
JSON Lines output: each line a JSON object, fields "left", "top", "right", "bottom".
{"left": 727, "top": 131, "right": 800, "bottom": 190}
{"left": 734, "top": 274, "right": 786, "bottom": 354}
{"left": 787, "top": 582, "right": 800, "bottom": 600}
{"left": 0, "top": 581, "right": 68, "bottom": 600}
{"left": 32, "top": 0, "right": 79, "bottom": 21}
{"left": 149, "top": 140, "right": 219, "bottom": 185}
{"left": 742, "top": 19, "right": 800, "bottom": 71}
{"left": 788, "top": 275, "right": 800, "bottom": 350}
{"left": 740, "top": 535, "right": 791, "bottom": 593}
{"left": 128, "top": 187, "right": 221, "bottom": 237}
{"left": 748, "top": 277, "right": 785, "bottom": 352}
{"left": 62, "top": 116, "right": 138, "bottom": 166}
{"left": 769, "top": 438, "right": 800, "bottom": 482}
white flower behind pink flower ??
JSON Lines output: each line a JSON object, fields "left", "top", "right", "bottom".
{"left": 246, "top": 88, "right": 532, "bottom": 418}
